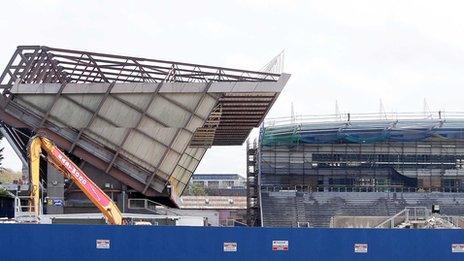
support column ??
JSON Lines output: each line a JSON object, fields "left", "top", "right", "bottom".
{"left": 45, "top": 162, "right": 65, "bottom": 214}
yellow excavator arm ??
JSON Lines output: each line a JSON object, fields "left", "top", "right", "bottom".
{"left": 29, "top": 136, "right": 123, "bottom": 225}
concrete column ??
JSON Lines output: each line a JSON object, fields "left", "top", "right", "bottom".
{"left": 45, "top": 162, "right": 65, "bottom": 214}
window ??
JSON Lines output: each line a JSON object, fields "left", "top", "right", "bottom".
{"left": 223, "top": 181, "right": 235, "bottom": 188}
{"left": 207, "top": 181, "right": 219, "bottom": 188}
{"left": 192, "top": 181, "right": 204, "bottom": 186}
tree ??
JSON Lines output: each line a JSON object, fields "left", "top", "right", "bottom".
{"left": 0, "top": 187, "right": 9, "bottom": 197}
{"left": 187, "top": 183, "right": 207, "bottom": 196}
{"left": 0, "top": 130, "right": 3, "bottom": 170}
{"left": 0, "top": 131, "right": 8, "bottom": 197}
{"left": 0, "top": 168, "right": 21, "bottom": 184}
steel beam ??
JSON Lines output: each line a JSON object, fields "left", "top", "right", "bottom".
{"left": 0, "top": 49, "right": 19, "bottom": 87}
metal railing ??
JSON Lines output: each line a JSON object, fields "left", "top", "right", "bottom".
{"left": 261, "top": 185, "right": 464, "bottom": 193}
{"left": 375, "top": 207, "right": 430, "bottom": 228}
{"left": 14, "top": 196, "right": 40, "bottom": 223}
{"left": 264, "top": 111, "right": 464, "bottom": 128}
{"left": 432, "top": 215, "right": 464, "bottom": 228}
{"left": 0, "top": 46, "right": 280, "bottom": 91}
{"left": 127, "top": 198, "right": 179, "bottom": 215}
{"left": 221, "top": 219, "right": 248, "bottom": 227}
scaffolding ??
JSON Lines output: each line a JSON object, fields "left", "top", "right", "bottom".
{"left": 246, "top": 139, "right": 261, "bottom": 226}
{"left": 259, "top": 112, "right": 464, "bottom": 191}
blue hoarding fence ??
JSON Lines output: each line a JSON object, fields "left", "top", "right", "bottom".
{"left": 0, "top": 224, "right": 464, "bottom": 260}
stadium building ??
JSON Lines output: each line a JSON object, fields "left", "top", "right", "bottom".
{"left": 247, "top": 112, "right": 464, "bottom": 227}
{"left": 190, "top": 173, "right": 245, "bottom": 189}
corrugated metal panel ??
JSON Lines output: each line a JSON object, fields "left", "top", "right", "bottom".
{"left": 186, "top": 116, "right": 205, "bottom": 132}
{"left": 138, "top": 119, "right": 176, "bottom": 144}
{"left": 53, "top": 99, "right": 94, "bottom": 126}
{"left": 98, "top": 96, "right": 140, "bottom": 127}
{"left": 172, "top": 130, "right": 192, "bottom": 153}
{"left": 196, "top": 96, "right": 218, "bottom": 118}
{"left": 88, "top": 119, "right": 126, "bottom": 147}
{"left": 122, "top": 132, "right": 165, "bottom": 168}
{"left": 147, "top": 96, "right": 190, "bottom": 127}
{"left": 13, "top": 90, "right": 215, "bottom": 195}
{"left": 162, "top": 93, "right": 202, "bottom": 111}
{"left": 67, "top": 94, "right": 102, "bottom": 111}
{"left": 169, "top": 146, "right": 207, "bottom": 195}
{"left": 18, "top": 95, "right": 54, "bottom": 114}
{"left": 113, "top": 93, "right": 151, "bottom": 109}
{"left": 160, "top": 150, "right": 181, "bottom": 174}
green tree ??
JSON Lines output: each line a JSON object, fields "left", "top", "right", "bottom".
{"left": 0, "top": 130, "right": 3, "bottom": 170}
{"left": 0, "top": 168, "right": 21, "bottom": 184}
{"left": 187, "top": 183, "right": 207, "bottom": 196}
{"left": 0, "top": 130, "right": 7, "bottom": 186}
{"left": 0, "top": 187, "right": 9, "bottom": 197}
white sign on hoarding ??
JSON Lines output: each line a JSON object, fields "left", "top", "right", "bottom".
{"left": 452, "top": 243, "right": 464, "bottom": 253}
{"left": 53, "top": 199, "right": 64, "bottom": 206}
{"left": 272, "top": 240, "right": 289, "bottom": 251}
{"left": 354, "top": 243, "right": 368, "bottom": 253}
{"left": 96, "top": 239, "right": 110, "bottom": 249}
{"left": 223, "top": 242, "right": 237, "bottom": 252}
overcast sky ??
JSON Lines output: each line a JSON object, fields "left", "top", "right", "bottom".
{"left": 2, "top": 0, "right": 464, "bottom": 175}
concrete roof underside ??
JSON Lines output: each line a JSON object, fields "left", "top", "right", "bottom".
{"left": 0, "top": 46, "right": 289, "bottom": 203}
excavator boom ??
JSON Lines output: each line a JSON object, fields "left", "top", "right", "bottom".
{"left": 29, "top": 136, "right": 123, "bottom": 225}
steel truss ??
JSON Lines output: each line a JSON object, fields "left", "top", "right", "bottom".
{"left": 0, "top": 46, "right": 280, "bottom": 90}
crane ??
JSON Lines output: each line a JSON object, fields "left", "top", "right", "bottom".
{"left": 28, "top": 135, "right": 123, "bottom": 225}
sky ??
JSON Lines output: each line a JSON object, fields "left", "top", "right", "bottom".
{"left": 2, "top": 0, "right": 464, "bottom": 175}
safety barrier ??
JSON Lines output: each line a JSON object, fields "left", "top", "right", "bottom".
{"left": 0, "top": 224, "right": 464, "bottom": 260}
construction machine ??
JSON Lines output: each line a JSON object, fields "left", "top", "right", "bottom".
{"left": 28, "top": 136, "right": 123, "bottom": 225}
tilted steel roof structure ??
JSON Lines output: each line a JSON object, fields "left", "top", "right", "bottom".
{"left": 0, "top": 46, "right": 289, "bottom": 202}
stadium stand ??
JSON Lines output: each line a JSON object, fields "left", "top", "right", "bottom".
{"left": 261, "top": 190, "right": 464, "bottom": 227}
{"left": 251, "top": 112, "right": 464, "bottom": 227}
